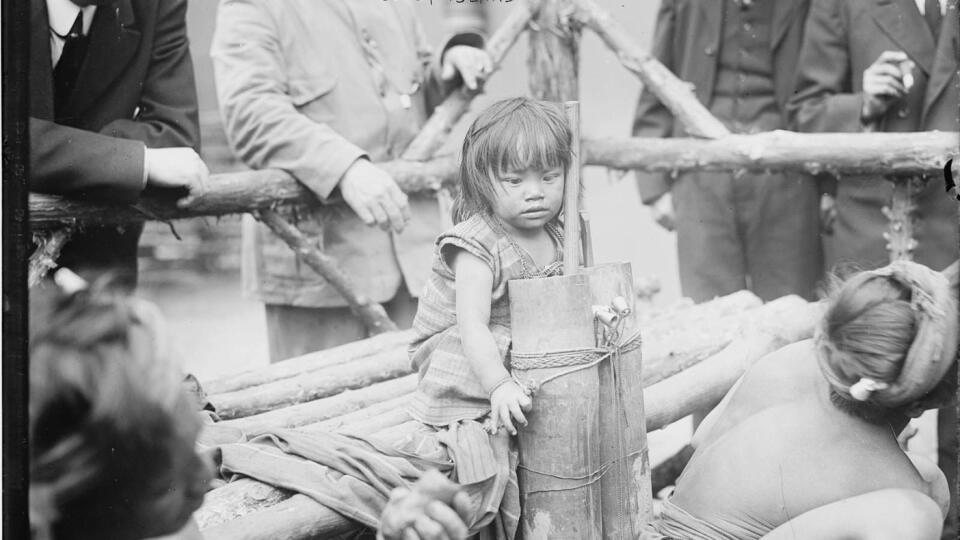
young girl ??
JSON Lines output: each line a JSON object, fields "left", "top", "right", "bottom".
{"left": 409, "top": 95, "right": 570, "bottom": 428}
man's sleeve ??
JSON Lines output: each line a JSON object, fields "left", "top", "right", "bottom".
{"left": 631, "top": 0, "right": 677, "bottom": 205}
{"left": 97, "top": 0, "right": 200, "bottom": 151}
{"left": 29, "top": 118, "right": 148, "bottom": 203}
{"left": 786, "top": 0, "right": 862, "bottom": 133}
{"left": 28, "top": 0, "right": 200, "bottom": 203}
{"left": 210, "top": 0, "right": 365, "bottom": 201}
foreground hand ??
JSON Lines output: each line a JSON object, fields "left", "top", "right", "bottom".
{"left": 490, "top": 381, "right": 532, "bottom": 436}
{"left": 378, "top": 470, "right": 471, "bottom": 540}
{"left": 340, "top": 159, "right": 411, "bottom": 233}
{"left": 144, "top": 147, "right": 210, "bottom": 208}
{"left": 861, "top": 51, "right": 911, "bottom": 123}
{"left": 649, "top": 192, "right": 676, "bottom": 232}
{"left": 441, "top": 45, "right": 492, "bottom": 91}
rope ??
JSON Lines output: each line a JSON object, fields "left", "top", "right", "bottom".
{"left": 518, "top": 449, "right": 645, "bottom": 496}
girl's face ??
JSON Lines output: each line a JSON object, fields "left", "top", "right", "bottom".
{"left": 491, "top": 167, "right": 564, "bottom": 234}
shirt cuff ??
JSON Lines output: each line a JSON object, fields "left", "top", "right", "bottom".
{"left": 141, "top": 144, "right": 149, "bottom": 188}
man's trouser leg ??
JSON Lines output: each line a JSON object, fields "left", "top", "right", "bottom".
{"left": 264, "top": 285, "right": 419, "bottom": 363}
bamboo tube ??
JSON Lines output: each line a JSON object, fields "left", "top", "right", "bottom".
{"left": 570, "top": 0, "right": 729, "bottom": 139}
{"left": 585, "top": 263, "right": 652, "bottom": 538}
{"left": 220, "top": 375, "right": 418, "bottom": 434}
{"left": 644, "top": 299, "right": 822, "bottom": 431}
{"left": 29, "top": 133, "right": 958, "bottom": 230}
{"left": 510, "top": 273, "right": 602, "bottom": 539}
{"left": 202, "top": 330, "right": 415, "bottom": 395}
{"left": 210, "top": 347, "right": 412, "bottom": 419}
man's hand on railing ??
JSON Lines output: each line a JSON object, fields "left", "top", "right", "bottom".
{"left": 649, "top": 192, "right": 676, "bottom": 232}
{"left": 340, "top": 158, "right": 411, "bottom": 233}
{"left": 144, "top": 147, "right": 210, "bottom": 209}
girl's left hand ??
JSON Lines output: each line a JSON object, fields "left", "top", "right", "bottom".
{"left": 441, "top": 46, "right": 493, "bottom": 91}
{"left": 489, "top": 381, "right": 532, "bottom": 436}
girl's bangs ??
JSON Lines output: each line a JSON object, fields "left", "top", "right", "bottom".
{"left": 489, "top": 112, "right": 569, "bottom": 176}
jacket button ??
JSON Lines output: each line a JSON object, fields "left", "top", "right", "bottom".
{"left": 897, "top": 107, "right": 909, "bottom": 118}
{"left": 705, "top": 45, "right": 716, "bottom": 56}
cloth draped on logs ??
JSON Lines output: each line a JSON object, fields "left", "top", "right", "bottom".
{"left": 202, "top": 420, "right": 521, "bottom": 539}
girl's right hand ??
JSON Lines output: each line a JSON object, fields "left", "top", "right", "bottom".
{"left": 489, "top": 381, "right": 532, "bottom": 436}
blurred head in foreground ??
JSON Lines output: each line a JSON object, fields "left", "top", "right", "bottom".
{"left": 29, "top": 272, "right": 211, "bottom": 540}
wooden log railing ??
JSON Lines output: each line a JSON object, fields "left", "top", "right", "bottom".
{"left": 29, "top": 132, "right": 959, "bottom": 230}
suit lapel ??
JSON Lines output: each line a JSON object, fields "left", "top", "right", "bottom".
{"left": 65, "top": 0, "right": 140, "bottom": 115}
{"left": 30, "top": 0, "right": 54, "bottom": 118}
{"left": 922, "top": 0, "right": 959, "bottom": 119}
{"left": 770, "top": 0, "right": 803, "bottom": 52}
{"left": 870, "top": 0, "right": 936, "bottom": 74}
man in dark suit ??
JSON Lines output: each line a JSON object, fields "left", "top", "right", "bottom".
{"left": 633, "top": 0, "right": 822, "bottom": 304}
{"left": 788, "top": 1, "right": 958, "bottom": 537}
{"left": 30, "top": 0, "right": 207, "bottom": 289}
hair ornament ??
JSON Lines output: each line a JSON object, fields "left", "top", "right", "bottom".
{"left": 848, "top": 377, "right": 889, "bottom": 401}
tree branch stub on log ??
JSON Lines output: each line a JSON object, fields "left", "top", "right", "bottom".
{"left": 254, "top": 209, "right": 397, "bottom": 336}
{"left": 571, "top": 0, "right": 729, "bottom": 139}
{"left": 28, "top": 228, "right": 73, "bottom": 287}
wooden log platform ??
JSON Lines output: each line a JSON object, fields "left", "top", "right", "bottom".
{"left": 196, "top": 293, "right": 820, "bottom": 540}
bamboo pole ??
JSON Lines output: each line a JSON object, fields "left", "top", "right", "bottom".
{"left": 218, "top": 375, "right": 418, "bottom": 434}
{"left": 401, "top": 1, "right": 538, "bottom": 161}
{"left": 563, "top": 102, "right": 583, "bottom": 274}
{"left": 28, "top": 133, "right": 959, "bottom": 229}
{"left": 254, "top": 209, "right": 398, "bottom": 336}
{"left": 201, "top": 330, "right": 415, "bottom": 395}
{"left": 571, "top": 0, "right": 729, "bottom": 139}
{"left": 210, "top": 347, "right": 411, "bottom": 419}
{"left": 28, "top": 228, "right": 73, "bottom": 287}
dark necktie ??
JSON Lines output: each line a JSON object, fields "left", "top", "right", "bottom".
{"left": 53, "top": 11, "right": 90, "bottom": 116}
{"left": 924, "top": 0, "right": 943, "bottom": 41}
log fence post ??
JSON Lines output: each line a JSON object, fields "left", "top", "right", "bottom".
{"left": 571, "top": 0, "right": 729, "bottom": 139}
{"left": 254, "top": 209, "right": 398, "bottom": 335}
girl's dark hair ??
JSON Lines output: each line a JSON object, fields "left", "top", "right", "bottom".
{"left": 453, "top": 97, "right": 572, "bottom": 223}
{"left": 29, "top": 281, "right": 208, "bottom": 540}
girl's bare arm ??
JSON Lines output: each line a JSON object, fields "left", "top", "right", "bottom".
{"left": 452, "top": 250, "right": 509, "bottom": 390}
